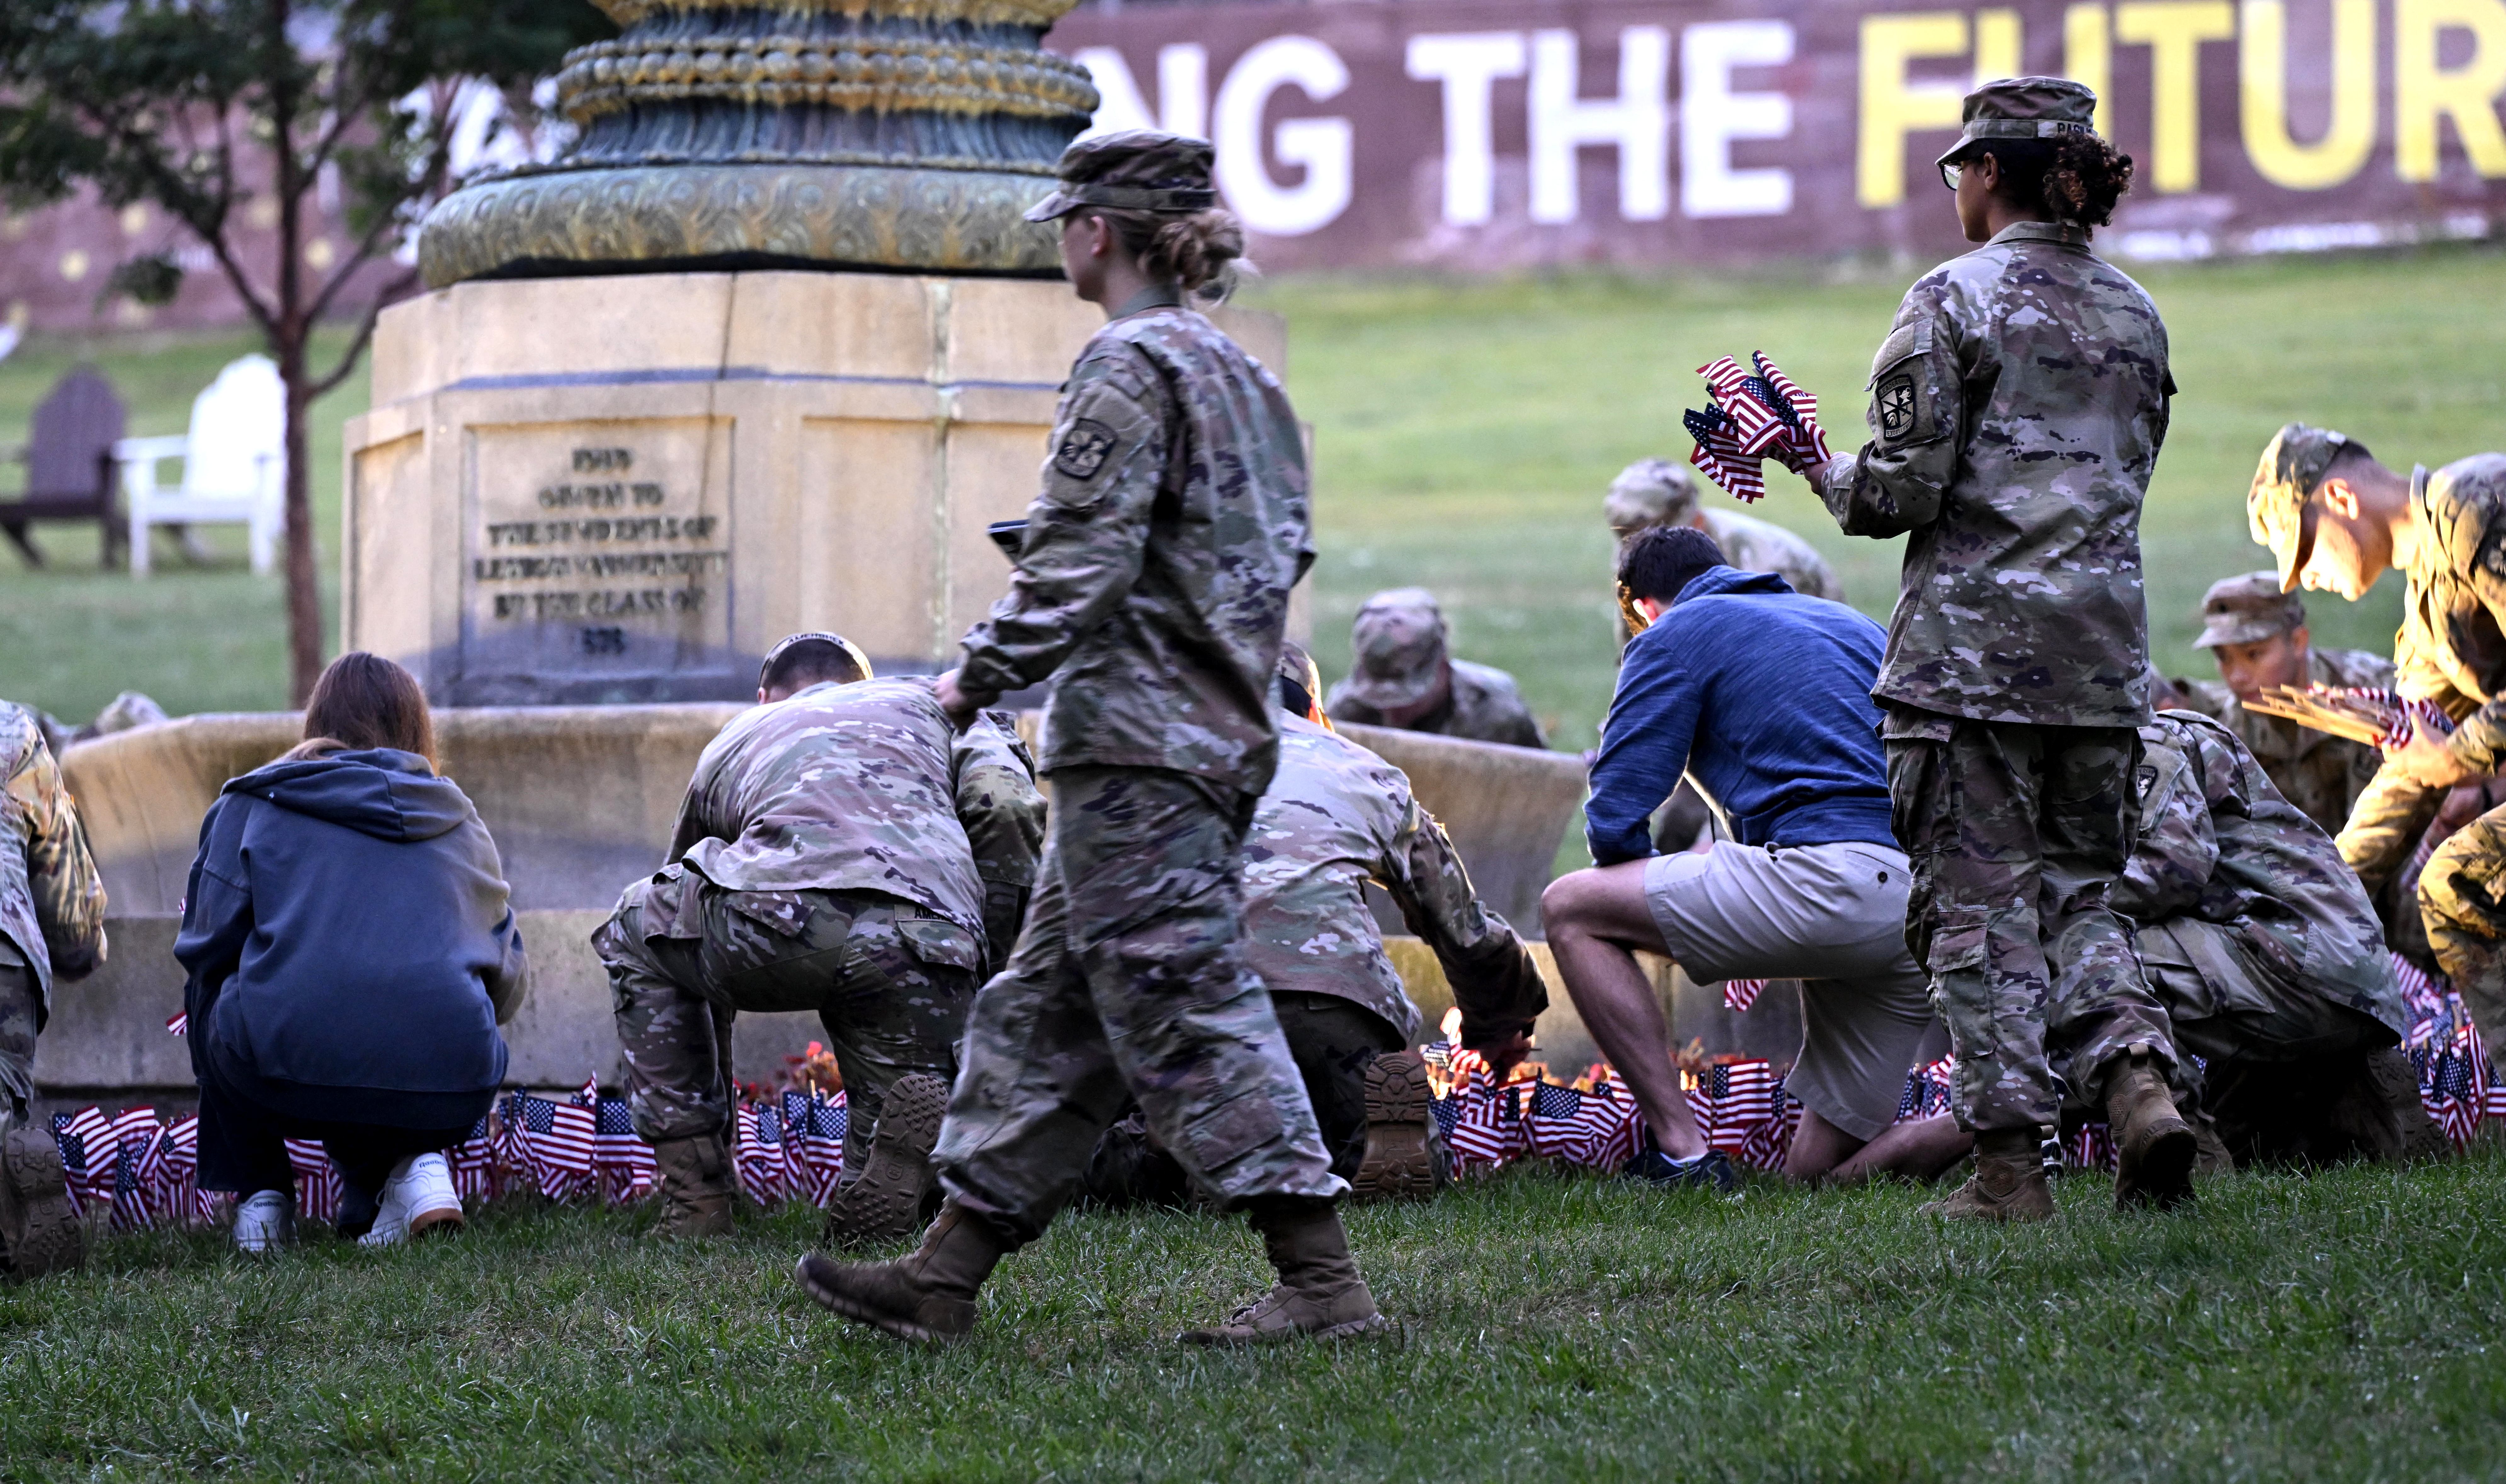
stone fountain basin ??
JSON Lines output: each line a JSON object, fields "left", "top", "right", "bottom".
{"left": 36, "top": 706, "right": 1817, "bottom": 1107}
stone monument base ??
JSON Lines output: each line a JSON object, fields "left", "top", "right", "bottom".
{"left": 343, "top": 269, "right": 1287, "bottom": 704}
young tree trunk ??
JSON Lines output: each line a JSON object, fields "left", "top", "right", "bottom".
{"left": 279, "top": 331, "right": 322, "bottom": 705}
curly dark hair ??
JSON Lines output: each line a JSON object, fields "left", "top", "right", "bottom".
{"left": 1977, "top": 132, "right": 2136, "bottom": 229}
{"left": 1086, "top": 206, "right": 1248, "bottom": 303}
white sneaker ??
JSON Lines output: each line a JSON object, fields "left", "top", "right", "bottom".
{"left": 359, "top": 1152, "right": 464, "bottom": 1247}
{"left": 233, "top": 1190, "right": 295, "bottom": 1252}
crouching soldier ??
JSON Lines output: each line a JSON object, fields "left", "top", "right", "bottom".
{"left": 1084, "top": 643, "right": 1548, "bottom": 1207}
{"left": 1900, "top": 710, "right": 2436, "bottom": 1197}
{"left": 594, "top": 634, "right": 1042, "bottom": 1243}
{"left": 0, "top": 700, "right": 106, "bottom": 1279}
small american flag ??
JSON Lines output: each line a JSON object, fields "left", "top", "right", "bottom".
{"left": 1750, "top": 353, "right": 1831, "bottom": 467}
{"left": 517, "top": 1094, "right": 594, "bottom": 1199}
{"left": 1683, "top": 403, "right": 1768, "bottom": 504}
{"left": 54, "top": 1106, "right": 113, "bottom": 1210}
{"left": 1696, "top": 356, "right": 1789, "bottom": 457}
{"left": 285, "top": 1138, "right": 342, "bottom": 1225}
{"left": 591, "top": 1096, "right": 655, "bottom": 1203}
{"left": 1441, "top": 1066, "right": 1525, "bottom": 1171}
{"left": 165, "top": 1011, "right": 187, "bottom": 1037}
{"left": 782, "top": 1090, "right": 847, "bottom": 1206}
{"left": 734, "top": 1102, "right": 784, "bottom": 1204}
{"left": 1721, "top": 978, "right": 1770, "bottom": 1014}
{"left": 449, "top": 1115, "right": 496, "bottom": 1202}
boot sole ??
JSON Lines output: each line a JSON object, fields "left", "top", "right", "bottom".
{"left": 792, "top": 1255, "right": 961, "bottom": 1346}
{"left": 2115, "top": 1119, "right": 2197, "bottom": 1211}
{"left": 823, "top": 1073, "right": 949, "bottom": 1251}
{"left": 408, "top": 1205, "right": 466, "bottom": 1237}
{"left": 1351, "top": 1053, "right": 1435, "bottom": 1204}
{"left": 1178, "top": 1311, "right": 1393, "bottom": 1347}
{"left": 3, "top": 1130, "right": 85, "bottom": 1279}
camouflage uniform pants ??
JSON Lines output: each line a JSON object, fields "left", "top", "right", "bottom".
{"left": 2049, "top": 915, "right": 2394, "bottom": 1111}
{"left": 1887, "top": 717, "right": 2143, "bottom": 1133}
{"left": 594, "top": 871, "right": 980, "bottom": 1178}
{"left": 2420, "top": 802, "right": 2506, "bottom": 1079}
{"left": 934, "top": 765, "right": 1342, "bottom": 1245}
{"left": 0, "top": 962, "right": 34, "bottom": 1137}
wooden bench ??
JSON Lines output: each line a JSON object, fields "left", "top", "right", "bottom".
{"left": 0, "top": 366, "right": 127, "bottom": 569}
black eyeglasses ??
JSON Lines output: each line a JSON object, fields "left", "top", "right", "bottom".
{"left": 1939, "top": 157, "right": 1967, "bottom": 191}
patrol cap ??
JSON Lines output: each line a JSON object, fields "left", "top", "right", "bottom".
{"left": 2193, "top": 571, "right": 2307, "bottom": 649}
{"left": 2247, "top": 422, "right": 2368, "bottom": 592}
{"left": 758, "top": 631, "right": 874, "bottom": 690}
{"left": 1343, "top": 588, "right": 1448, "bottom": 712}
{"left": 1935, "top": 76, "right": 2101, "bottom": 170}
{"left": 1024, "top": 130, "right": 1219, "bottom": 223}
{"left": 1605, "top": 458, "right": 1701, "bottom": 538}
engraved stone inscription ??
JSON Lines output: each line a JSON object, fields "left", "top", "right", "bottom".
{"left": 462, "top": 424, "right": 732, "bottom": 689}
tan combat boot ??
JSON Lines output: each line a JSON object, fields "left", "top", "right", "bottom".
{"left": 1180, "top": 1197, "right": 1391, "bottom": 1345}
{"left": 822, "top": 1073, "right": 948, "bottom": 1250}
{"left": 794, "top": 1200, "right": 1006, "bottom": 1344}
{"left": 2106, "top": 1050, "right": 2196, "bottom": 1211}
{"left": 0, "top": 1127, "right": 86, "bottom": 1279}
{"left": 2325, "top": 1046, "right": 2450, "bottom": 1163}
{"left": 651, "top": 1134, "right": 734, "bottom": 1238}
{"left": 2189, "top": 1111, "right": 2235, "bottom": 1179}
{"left": 1920, "top": 1128, "right": 2054, "bottom": 1221}
{"left": 1350, "top": 1051, "right": 1439, "bottom": 1204}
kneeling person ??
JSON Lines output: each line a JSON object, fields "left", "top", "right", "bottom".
{"left": 1543, "top": 527, "right": 1947, "bottom": 1188}
{"left": 595, "top": 634, "right": 1043, "bottom": 1243}
{"left": 1086, "top": 644, "right": 1548, "bottom": 1207}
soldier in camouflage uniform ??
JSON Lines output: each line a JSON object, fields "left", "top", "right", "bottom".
{"left": 1324, "top": 587, "right": 1546, "bottom": 749}
{"left": 1605, "top": 458, "right": 1846, "bottom": 604}
{"left": 2173, "top": 572, "right": 2391, "bottom": 837}
{"left": 2247, "top": 422, "right": 2506, "bottom": 1083}
{"left": 595, "top": 634, "right": 1042, "bottom": 1245}
{"left": 0, "top": 701, "right": 106, "bottom": 1278}
{"left": 796, "top": 132, "right": 1386, "bottom": 1348}
{"left": 2050, "top": 710, "right": 2435, "bottom": 1170}
{"left": 1084, "top": 643, "right": 1548, "bottom": 1207}
{"left": 1790, "top": 78, "right": 2177, "bottom": 1217}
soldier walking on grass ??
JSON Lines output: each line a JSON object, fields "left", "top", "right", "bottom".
{"left": 1779, "top": 78, "right": 2181, "bottom": 1217}
{"left": 2247, "top": 423, "right": 2506, "bottom": 1085}
{"left": 795, "top": 132, "right": 1386, "bottom": 1346}
{"left": 595, "top": 634, "right": 1042, "bottom": 1246}
{"left": 0, "top": 700, "right": 105, "bottom": 1279}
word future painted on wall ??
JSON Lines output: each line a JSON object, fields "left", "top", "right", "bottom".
{"left": 1050, "top": 0, "right": 2506, "bottom": 268}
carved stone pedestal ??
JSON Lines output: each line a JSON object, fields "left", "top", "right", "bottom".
{"left": 340, "top": 269, "right": 1285, "bottom": 703}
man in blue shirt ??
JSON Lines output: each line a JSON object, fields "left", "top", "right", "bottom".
{"left": 1544, "top": 526, "right": 1957, "bottom": 1188}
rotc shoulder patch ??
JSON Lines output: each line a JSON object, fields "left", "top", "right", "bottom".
{"left": 1054, "top": 419, "right": 1119, "bottom": 480}
{"left": 1877, "top": 375, "right": 1918, "bottom": 441}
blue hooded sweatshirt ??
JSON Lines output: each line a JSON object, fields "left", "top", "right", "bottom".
{"left": 176, "top": 748, "right": 526, "bottom": 1124}
{"left": 1586, "top": 566, "right": 1896, "bottom": 864}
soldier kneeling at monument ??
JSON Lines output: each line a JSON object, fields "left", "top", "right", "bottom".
{"left": 1901, "top": 710, "right": 2438, "bottom": 1193}
{"left": 595, "top": 633, "right": 1043, "bottom": 1243}
{"left": 1082, "top": 643, "right": 1548, "bottom": 1209}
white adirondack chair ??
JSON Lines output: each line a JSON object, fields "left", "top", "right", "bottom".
{"left": 115, "top": 354, "right": 287, "bottom": 577}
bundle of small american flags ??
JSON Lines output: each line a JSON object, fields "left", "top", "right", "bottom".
{"left": 48, "top": 1076, "right": 850, "bottom": 1231}
{"left": 1682, "top": 353, "right": 1831, "bottom": 504}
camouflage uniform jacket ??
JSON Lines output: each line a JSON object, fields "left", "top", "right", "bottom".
{"left": 1701, "top": 508, "right": 1846, "bottom": 603}
{"left": 668, "top": 678, "right": 1043, "bottom": 956}
{"left": 1815, "top": 221, "right": 2173, "bottom": 728}
{"left": 2337, "top": 455, "right": 2506, "bottom": 892}
{"left": 956, "top": 304, "right": 1315, "bottom": 794}
{"left": 2179, "top": 646, "right": 2392, "bottom": 838}
{"left": 2120, "top": 711, "right": 2404, "bottom": 1036}
{"left": 1242, "top": 715, "right": 1547, "bottom": 1045}
{"left": 0, "top": 702, "right": 106, "bottom": 1019}
{"left": 1323, "top": 660, "right": 1546, "bottom": 749}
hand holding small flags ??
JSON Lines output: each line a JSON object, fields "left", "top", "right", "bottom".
{"left": 1683, "top": 353, "right": 1834, "bottom": 500}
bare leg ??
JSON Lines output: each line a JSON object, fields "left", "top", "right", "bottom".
{"left": 1541, "top": 863, "right": 1706, "bottom": 1159}
{"left": 1781, "top": 1108, "right": 1866, "bottom": 1182}
{"left": 1825, "top": 1113, "right": 1974, "bottom": 1186}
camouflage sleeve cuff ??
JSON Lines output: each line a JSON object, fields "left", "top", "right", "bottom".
{"left": 2448, "top": 704, "right": 2506, "bottom": 776}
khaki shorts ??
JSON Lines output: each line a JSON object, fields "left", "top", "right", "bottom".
{"left": 1645, "top": 840, "right": 1940, "bottom": 1141}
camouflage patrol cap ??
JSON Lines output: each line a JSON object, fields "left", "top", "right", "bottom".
{"left": 2193, "top": 571, "right": 2307, "bottom": 649}
{"left": 1024, "top": 130, "right": 1219, "bottom": 223}
{"left": 1605, "top": 459, "right": 1702, "bottom": 538}
{"left": 2247, "top": 422, "right": 2367, "bottom": 592}
{"left": 758, "top": 631, "right": 874, "bottom": 691}
{"left": 1936, "top": 76, "right": 2101, "bottom": 170}
{"left": 1344, "top": 588, "right": 1449, "bottom": 711}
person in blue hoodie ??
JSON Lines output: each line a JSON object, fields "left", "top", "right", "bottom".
{"left": 1543, "top": 526, "right": 1961, "bottom": 1189}
{"left": 176, "top": 653, "right": 526, "bottom": 1251}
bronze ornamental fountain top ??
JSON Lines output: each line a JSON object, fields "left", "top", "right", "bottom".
{"left": 417, "top": 0, "right": 1102, "bottom": 286}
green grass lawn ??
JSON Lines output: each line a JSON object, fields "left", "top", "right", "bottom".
{"left": 6, "top": 250, "right": 2503, "bottom": 735}
{"left": 7, "top": 1153, "right": 2503, "bottom": 1479}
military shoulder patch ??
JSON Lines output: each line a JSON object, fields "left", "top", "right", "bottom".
{"left": 1877, "top": 374, "right": 1918, "bottom": 442}
{"left": 1054, "top": 418, "right": 1119, "bottom": 480}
